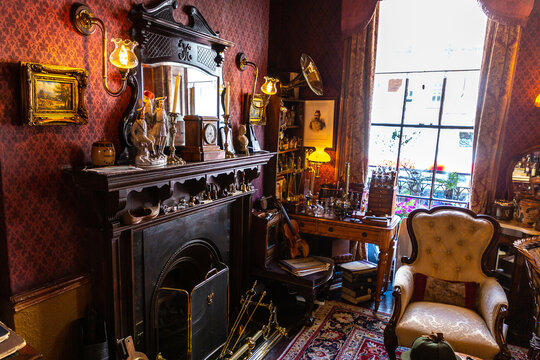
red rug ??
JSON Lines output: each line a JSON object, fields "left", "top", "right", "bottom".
{"left": 277, "top": 301, "right": 528, "bottom": 360}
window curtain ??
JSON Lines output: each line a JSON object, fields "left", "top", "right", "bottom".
{"left": 477, "top": 0, "right": 534, "bottom": 26}
{"left": 336, "top": 6, "right": 379, "bottom": 185}
{"left": 470, "top": 20, "right": 522, "bottom": 213}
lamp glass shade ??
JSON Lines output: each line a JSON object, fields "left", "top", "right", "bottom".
{"left": 535, "top": 93, "right": 540, "bottom": 107}
{"left": 261, "top": 76, "right": 279, "bottom": 95}
{"left": 308, "top": 149, "right": 331, "bottom": 164}
{"left": 109, "top": 39, "right": 139, "bottom": 70}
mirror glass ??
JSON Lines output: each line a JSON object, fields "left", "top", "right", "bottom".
{"left": 142, "top": 62, "right": 220, "bottom": 118}
{"left": 512, "top": 150, "right": 540, "bottom": 196}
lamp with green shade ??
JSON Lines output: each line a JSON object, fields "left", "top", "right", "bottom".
{"left": 308, "top": 148, "right": 331, "bottom": 177}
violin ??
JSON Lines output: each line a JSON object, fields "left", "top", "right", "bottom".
{"left": 275, "top": 199, "right": 309, "bottom": 259}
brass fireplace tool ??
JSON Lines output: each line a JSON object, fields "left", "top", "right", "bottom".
{"left": 219, "top": 282, "right": 286, "bottom": 360}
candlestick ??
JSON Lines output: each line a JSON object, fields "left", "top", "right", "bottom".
{"left": 167, "top": 113, "right": 186, "bottom": 165}
{"left": 224, "top": 81, "right": 230, "bottom": 115}
{"left": 344, "top": 162, "right": 350, "bottom": 198}
{"left": 172, "top": 74, "right": 180, "bottom": 114}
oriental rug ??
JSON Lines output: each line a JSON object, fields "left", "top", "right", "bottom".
{"left": 277, "top": 301, "right": 528, "bottom": 360}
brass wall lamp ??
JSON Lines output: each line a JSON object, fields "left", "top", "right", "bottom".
{"left": 69, "top": 3, "right": 138, "bottom": 97}
{"left": 236, "top": 52, "right": 275, "bottom": 110}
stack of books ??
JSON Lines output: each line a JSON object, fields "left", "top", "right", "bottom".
{"left": 0, "top": 321, "right": 26, "bottom": 358}
{"left": 340, "top": 260, "right": 377, "bottom": 304}
{"left": 279, "top": 257, "right": 330, "bottom": 277}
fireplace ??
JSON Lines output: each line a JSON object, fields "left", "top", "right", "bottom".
{"left": 69, "top": 153, "right": 273, "bottom": 359}
{"left": 133, "top": 208, "right": 230, "bottom": 358}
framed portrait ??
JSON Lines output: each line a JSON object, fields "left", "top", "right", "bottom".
{"left": 303, "top": 99, "right": 336, "bottom": 149}
{"left": 20, "top": 62, "right": 88, "bottom": 126}
{"left": 245, "top": 93, "right": 266, "bottom": 125}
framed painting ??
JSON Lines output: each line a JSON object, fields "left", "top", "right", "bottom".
{"left": 20, "top": 62, "right": 88, "bottom": 126}
{"left": 245, "top": 93, "right": 266, "bottom": 125}
{"left": 303, "top": 99, "right": 336, "bottom": 149}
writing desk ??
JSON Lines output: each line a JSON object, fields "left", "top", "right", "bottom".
{"left": 289, "top": 213, "right": 401, "bottom": 312}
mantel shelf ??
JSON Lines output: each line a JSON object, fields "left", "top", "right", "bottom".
{"left": 67, "top": 151, "right": 275, "bottom": 228}
{"left": 68, "top": 151, "right": 274, "bottom": 192}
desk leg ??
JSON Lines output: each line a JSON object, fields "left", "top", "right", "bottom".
{"left": 373, "top": 249, "right": 388, "bottom": 313}
{"left": 384, "top": 238, "right": 397, "bottom": 292}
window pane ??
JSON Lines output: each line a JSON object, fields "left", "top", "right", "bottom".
{"left": 397, "top": 128, "right": 438, "bottom": 197}
{"left": 437, "top": 129, "right": 473, "bottom": 174}
{"left": 371, "top": 74, "right": 406, "bottom": 125}
{"left": 403, "top": 73, "right": 444, "bottom": 125}
{"left": 441, "top": 71, "right": 481, "bottom": 127}
{"left": 368, "top": 126, "right": 400, "bottom": 169}
{"left": 376, "top": 0, "right": 487, "bottom": 73}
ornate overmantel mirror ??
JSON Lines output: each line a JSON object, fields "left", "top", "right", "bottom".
{"left": 119, "top": 0, "right": 233, "bottom": 163}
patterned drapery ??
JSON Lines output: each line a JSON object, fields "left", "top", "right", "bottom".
{"left": 477, "top": 0, "right": 534, "bottom": 26}
{"left": 336, "top": 8, "right": 378, "bottom": 185}
{"left": 341, "top": 0, "right": 378, "bottom": 38}
{"left": 470, "top": 20, "right": 521, "bottom": 213}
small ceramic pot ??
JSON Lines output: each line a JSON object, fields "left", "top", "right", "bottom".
{"left": 517, "top": 198, "right": 540, "bottom": 228}
{"left": 91, "top": 140, "right": 115, "bottom": 166}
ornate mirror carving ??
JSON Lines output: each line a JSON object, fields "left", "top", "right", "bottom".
{"left": 118, "top": 0, "right": 233, "bottom": 162}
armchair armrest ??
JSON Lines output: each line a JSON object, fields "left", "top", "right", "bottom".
{"left": 393, "top": 265, "right": 415, "bottom": 321}
{"left": 477, "top": 277, "right": 508, "bottom": 338}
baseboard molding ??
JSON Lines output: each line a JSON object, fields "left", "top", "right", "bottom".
{"left": 10, "top": 274, "right": 89, "bottom": 313}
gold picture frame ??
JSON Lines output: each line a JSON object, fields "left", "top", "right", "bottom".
{"left": 245, "top": 93, "right": 266, "bottom": 125}
{"left": 20, "top": 62, "right": 88, "bottom": 126}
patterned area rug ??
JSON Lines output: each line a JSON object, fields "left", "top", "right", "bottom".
{"left": 277, "top": 301, "right": 528, "bottom": 360}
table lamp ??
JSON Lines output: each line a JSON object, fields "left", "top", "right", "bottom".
{"left": 308, "top": 148, "right": 331, "bottom": 177}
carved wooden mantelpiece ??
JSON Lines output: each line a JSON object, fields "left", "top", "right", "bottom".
{"left": 69, "top": 153, "right": 272, "bottom": 230}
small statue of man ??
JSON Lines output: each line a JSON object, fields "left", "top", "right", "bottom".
{"left": 238, "top": 124, "right": 250, "bottom": 156}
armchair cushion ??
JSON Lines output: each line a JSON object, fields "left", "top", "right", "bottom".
{"left": 413, "top": 273, "right": 479, "bottom": 309}
{"left": 395, "top": 301, "right": 500, "bottom": 360}
{"left": 477, "top": 277, "right": 508, "bottom": 338}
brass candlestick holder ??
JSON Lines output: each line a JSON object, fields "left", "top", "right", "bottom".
{"left": 223, "top": 114, "right": 235, "bottom": 158}
{"left": 167, "top": 113, "right": 186, "bottom": 165}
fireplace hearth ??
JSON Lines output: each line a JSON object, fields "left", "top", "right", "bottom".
{"left": 69, "top": 153, "right": 273, "bottom": 359}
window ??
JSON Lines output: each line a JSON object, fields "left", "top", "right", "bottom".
{"left": 368, "top": 0, "right": 487, "bottom": 215}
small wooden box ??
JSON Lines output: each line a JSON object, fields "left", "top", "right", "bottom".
{"left": 368, "top": 171, "right": 397, "bottom": 217}
{"left": 251, "top": 212, "right": 281, "bottom": 268}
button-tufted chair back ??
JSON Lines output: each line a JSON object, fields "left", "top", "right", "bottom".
{"left": 405, "top": 206, "right": 500, "bottom": 283}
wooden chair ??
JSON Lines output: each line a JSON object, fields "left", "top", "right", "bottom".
{"left": 514, "top": 236, "right": 540, "bottom": 359}
{"left": 384, "top": 206, "right": 510, "bottom": 360}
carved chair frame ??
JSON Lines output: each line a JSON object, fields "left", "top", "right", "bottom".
{"left": 383, "top": 206, "right": 511, "bottom": 360}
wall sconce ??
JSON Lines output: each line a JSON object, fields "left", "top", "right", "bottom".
{"left": 263, "top": 54, "right": 324, "bottom": 98}
{"left": 235, "top": 52, "right": 273, "bottom": 110}
{"left": 307, "top": 148, "right": 331, "bottom": 177}
{"left": 70, "top": 3, "right": 138, "bottom": 97}
{"left": 535, "top": 93, "right": 540, "bottom": 107}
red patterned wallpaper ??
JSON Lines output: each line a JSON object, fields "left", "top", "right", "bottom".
{"left": 497, "top": 2, "right": 540, "bottom": 197}
{"left": 268, "top": 0, "right": 342, "bottom": 185}
{"left": 0, "top": 0, "right": 269, "bottom": 295}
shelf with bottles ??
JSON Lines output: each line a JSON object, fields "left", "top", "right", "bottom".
{"left": 278, "top": 147, "right": 302, "bottom": 155}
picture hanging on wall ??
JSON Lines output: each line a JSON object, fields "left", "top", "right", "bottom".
{"left": 303, "top": 99, "right": 335, "bottom": 149}
{"left": 20, "top": 62, "right": 88, "bottom": 126}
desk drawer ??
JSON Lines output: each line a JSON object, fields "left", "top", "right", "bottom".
{"left": 318, "top": 224, "right": 380, "bottom": 243}
{"left": 297, "top": 219, "right": 317, "bottom": 234}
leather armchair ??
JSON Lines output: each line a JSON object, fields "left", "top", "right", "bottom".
{"left": 384, "top": 206, "right": 510, "bottom": 360}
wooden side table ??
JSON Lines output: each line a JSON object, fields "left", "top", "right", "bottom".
{"left": 11, "top": 345, "right": 42, "bottom": 359}
{"left": 495, "top": 219, "right": 539, "bottom": 345}
{"left": 251, "top": 257, "right": 334, "bottom": 326}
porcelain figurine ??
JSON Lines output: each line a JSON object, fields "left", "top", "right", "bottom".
{"left": 131, "top": 106, "right": 167, "bottom": 168}
{"left": 152, "top": 97, "right": 169, "bottom": 158}
{"left": 238, "top": 124, "right": 249, "bottom": 156}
